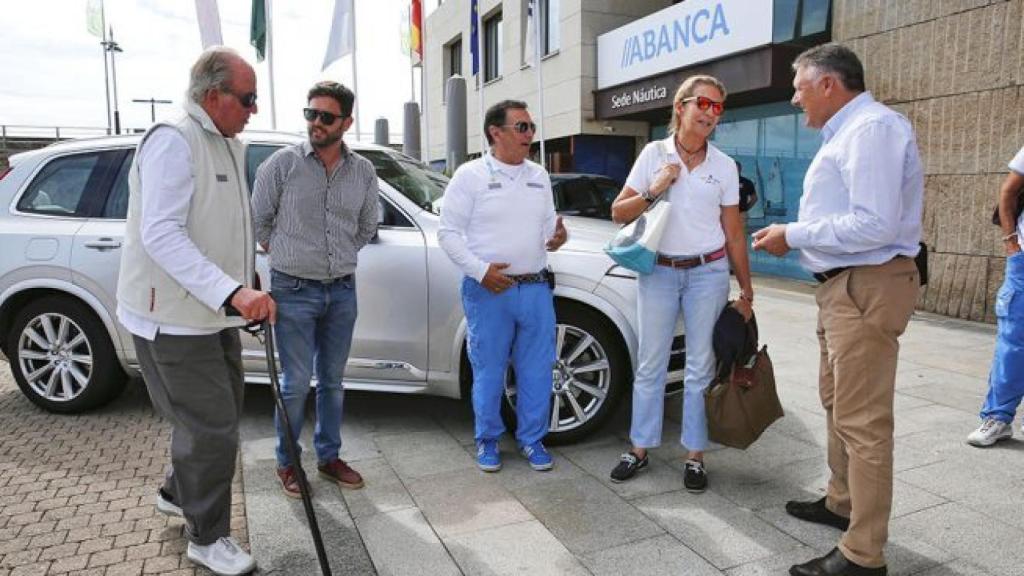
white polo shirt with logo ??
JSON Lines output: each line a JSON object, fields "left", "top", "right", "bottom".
{"left": 625, "top": 136, "right": 739, "bottom": 257}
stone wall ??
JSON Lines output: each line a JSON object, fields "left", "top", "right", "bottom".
{"left": 834, "top": 0, "right": 1024, "bottom": 322}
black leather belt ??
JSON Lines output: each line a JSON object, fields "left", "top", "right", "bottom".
{"left": 813, "top": 267, "right": 850, "bottom": 283}
{"left": 657, "top": 247, "right": 726, "bottom": 269}
{"left": 508, "top": 270, "right": 550, "bottom": 284}
{"left": 309, "top": 274, "right": 352, "bottom": 285}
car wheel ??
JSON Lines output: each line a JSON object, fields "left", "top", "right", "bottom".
{"left": 7, "top": 296, "right": 126, "bottom": 413}
{"left": 502, "top": 302, "right": 629, "bottom": 445}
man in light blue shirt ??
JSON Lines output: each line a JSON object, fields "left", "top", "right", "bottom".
{"left": 753, "top": 44, "right": 923, "bottom": 576}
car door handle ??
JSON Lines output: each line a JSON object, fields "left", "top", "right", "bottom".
{"left": 83, "top": 238, "right": 122, "bottom": 250}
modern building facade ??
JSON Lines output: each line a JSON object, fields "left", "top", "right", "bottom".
{"left": 423, "top": 0, "right": 1024, "bottom": 322}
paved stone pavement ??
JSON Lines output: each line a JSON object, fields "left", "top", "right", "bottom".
{"left": 0, "top": 371, "right": 249, "bottom": 576}
{"left": 241, "top": 279, "right": 1024, "bottom": 576}
{"left": 4, "top": 278, "right": 1024, "bottom": 575}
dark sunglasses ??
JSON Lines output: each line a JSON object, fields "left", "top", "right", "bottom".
{"left": 681, "top": 96, "right": 724, "bottom": 116}
{"left": 224, "top": 89, "right": 257, "bottom": 109}
{"left": 303, "top": 107, "right": 345, "bottom": 125}
{"left": 502, "top": 121, "right": 537, "bottom": 134}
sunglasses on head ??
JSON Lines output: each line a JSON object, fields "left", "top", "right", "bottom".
{"left": 303, "top": 107, "right": 344, "bottom": 125}
{"left": 681, "top": 96, "right": 724, "bottom": 116}
{"left": 224, "top": 89, "right": 257, "bottom": 109}
{"left": 502, "top": 121, "right": 537, "bottom": 134}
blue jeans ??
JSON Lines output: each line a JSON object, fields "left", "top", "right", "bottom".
{"left": 981, "top": 252, "right": 1024, "bottom": 423}
{"left": 461, "top": 277, "right": 555, "bottom": 446}
{"left": 271, "top": 269, "right": 357, "bottom": 468}
{"left": 630, "top": 257, "right": 730, "bottom": 451}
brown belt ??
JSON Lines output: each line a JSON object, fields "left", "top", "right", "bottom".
{"left": 656, "top": 247, "right": 727, "bottom": 269}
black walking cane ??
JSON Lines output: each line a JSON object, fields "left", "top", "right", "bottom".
{"left": 246, "top": 319, "right": 333, "bottom": 576}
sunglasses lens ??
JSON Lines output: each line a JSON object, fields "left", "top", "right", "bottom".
{"left": 515, "top": 122, "right": 536, "bottom": 133}
{"left": 241, "top": 93, "right": 257, "bottom": 108}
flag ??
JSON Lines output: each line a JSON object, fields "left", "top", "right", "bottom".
{"left": 399, "top": 5, "right": 411, "bottom": 57}
{"left": 411, "top": 0, "right": 423, "bottom": 66}
{"left": 86, "top": 0, "right": 104, "bottom": 38}
{"left": 524, "top": 0, "right": 536, "bottom": 67}
{"left": 470, "top": 0, "right": 479, "bottom": 76}
{"left": 195, "top": 0, "right": 223, "bottom": 49}
{"left": 250, "top": 0, "right": 266, "bottom": 62}
{"left": 323, "top": 0, "right": 354, "bottom": 71}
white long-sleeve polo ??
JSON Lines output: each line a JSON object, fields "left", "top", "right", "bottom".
{"left": 785, "top": 92, "right": 924, "bottom": 273}
{"left": 438, "top": 153, "right": 557, "bottom": 281}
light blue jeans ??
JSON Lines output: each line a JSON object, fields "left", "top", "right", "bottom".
{"left": 461, "top": 277, "right": 556, "bottom": 447}
{"left": 981, "top": 252, "right": 1024, "bottom": 423}
{"left": 630, "top": 257, "right": 730, "bottom": 451}
{"left": 271, "top": 269, "right": 357, "bottom": 468}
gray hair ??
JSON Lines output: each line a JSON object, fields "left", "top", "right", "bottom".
{"left": 792, "top": 43, "right": 866, "bottom": 92}
{"left": 188, "top": 46, "right": 242, "bottom": 104}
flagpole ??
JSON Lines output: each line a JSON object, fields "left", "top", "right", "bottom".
{"left": 265, "top": 0, "right": 277, "bottom": 129}
{"left": 476, "top": 4, "right": 486, "bottom": 154}
{"left": 99, "top": 0, "right": 112, "bottom": 135}
{"left": 534, "top": 0, "right": 546, "bottom": 169}
{"left": 352, "top": 4, "right": 361, "bottom": 142}
{"left": 421, "top": 63, "right": 429, "bottom": 164}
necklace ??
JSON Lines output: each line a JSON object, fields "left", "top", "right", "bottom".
{"left": 675, "top": 138, "right": 706, "bottom": 165}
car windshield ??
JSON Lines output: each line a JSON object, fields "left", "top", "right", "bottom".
{"left": 358, "top": 149, "right": 446, "bottom": 212}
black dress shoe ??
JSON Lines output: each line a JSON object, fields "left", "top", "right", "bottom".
{"left": 790, "top": 548, "right": 886, "bottom": 576}
{"left": 785, "top": 497, "right": 850, "bottom": 531}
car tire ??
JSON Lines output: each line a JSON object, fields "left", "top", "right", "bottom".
{"left": 7, "top": 296, "right": 127, "bottom": 413}
{"left": 500, "top": 301, "right": 629, "bottom": 445}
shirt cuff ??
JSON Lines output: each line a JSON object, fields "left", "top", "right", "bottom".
{"left": 784, "top": 222, "right": 810, "bottom": 250}
{"left": 206, "top": 277, "right": 244, "bottom": 312}
{"left": 471, "top": 261, "right": 489, "bottom": 283}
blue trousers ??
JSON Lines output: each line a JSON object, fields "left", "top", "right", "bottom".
{"left": 981, "top": 252, "right": 1024, "bottom": 423}
{"left": 630, "top": 258, "right": 730, "bottom": 451}
{"left": 461, "top": 277, "right": 555, "bottom": 446}
{"left": 271, "top": 270, "right": 357, "bottom": 468}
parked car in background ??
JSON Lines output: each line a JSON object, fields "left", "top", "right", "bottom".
{"left": 0, "top": 134, "right": 685, "bottom": 443}
{"left": 550, "top": 173, "right": 621, "bottom": 220}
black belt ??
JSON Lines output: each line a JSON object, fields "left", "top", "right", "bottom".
{"left": 812, "top": 267, "right": 850, "bottom": 283}
{"left": 507, "top": 270, "right": 550, "bottom": 284}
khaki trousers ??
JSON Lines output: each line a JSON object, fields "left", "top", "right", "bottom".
{"left": 815, "top": 257, "right": 918, "bottom": 568}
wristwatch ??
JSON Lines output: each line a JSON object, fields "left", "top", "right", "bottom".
{"left": 640, "top": 188, "right": 656, "bottom": 203}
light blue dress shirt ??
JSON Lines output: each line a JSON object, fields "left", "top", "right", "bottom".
{"left": 785, "top": 92, "right": 924, "bottom": 273}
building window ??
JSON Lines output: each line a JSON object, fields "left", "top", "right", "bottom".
{"left": 773, "top": 0, "right": 831, "bottom": 42}
{"left": 443, "top": 36, "right": 462, "bottom": 102}
{"left": 523, "top": 0, "right": 559, "bottom": 65}
{"left": 484, "top": 11, "right": 502, "bottom": 82}
{"left": 540, "top": 0, "right": 559, "bottom": 56}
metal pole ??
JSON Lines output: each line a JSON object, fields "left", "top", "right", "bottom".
{"left": 133, "top": 98, "right": 173, "bottom": 124}
{"left": 352, "top": 2, "right": 361, "bottom": 142}
{"left": 265, "top": 0, "right": 277, "bottom": 130}
{"left": 534, "top": 0, "right": 546, "bottom": 168}
{"left": 476, "top": 5, "right": 486, "bottom": 154}
{"left": 109, "top": 26, "right": 122, "bottom": 135}
{"left": 100, "top": 0, "right": 112, "bottom": 135}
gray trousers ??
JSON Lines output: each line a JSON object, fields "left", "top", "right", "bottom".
{"left": 134, "top": 329, "right": 244, "bottom": 545}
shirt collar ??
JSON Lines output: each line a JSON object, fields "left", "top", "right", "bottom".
{"left": 821, "top": 91, "right": 874, "bottom": 142}
{"left": 301, "top": 139, "right": 352, "bottom": 159}
{"left": 485, "top": 151, "right": 528, "bottom": 179}
{"left": 183, "top": 99, "right": 231, "bottom": 139}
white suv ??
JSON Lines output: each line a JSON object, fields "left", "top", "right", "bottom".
{"left": 0, "top": 132, "right": 685, "bottom": 443}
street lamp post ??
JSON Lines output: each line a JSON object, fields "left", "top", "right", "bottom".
{"left": 102, "top": 27, "right": 124, "bottom": 134}
{"left": 132, "top": 98, "right": 172, "bottom": 124}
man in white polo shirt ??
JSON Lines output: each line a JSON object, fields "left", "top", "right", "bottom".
{"left": 438, "top": 99, "right": 567, "bottom": 473}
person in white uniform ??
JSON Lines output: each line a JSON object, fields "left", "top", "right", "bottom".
{"left": 438, "top": 99, "right": 567, "bottom": 472}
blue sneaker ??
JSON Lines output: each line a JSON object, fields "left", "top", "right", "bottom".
{"left": 476, "top": 439, "right": 502, "bottom": 472}
{"left": 520, "top": 441, "right": 553, "bottom": 471}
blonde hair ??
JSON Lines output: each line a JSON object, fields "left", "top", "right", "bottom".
{"left": 669, "top": 75, "right": 727, "bottom": 135}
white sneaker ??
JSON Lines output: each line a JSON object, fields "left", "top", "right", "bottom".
{"left": 966, "top": 418, "right": 1013, "bottom": 447}
{"left": 155, "top": 489, "right": 182, "bottom": 518}
{"left": 186, "top": 537, "right": 256, "bottom": 575}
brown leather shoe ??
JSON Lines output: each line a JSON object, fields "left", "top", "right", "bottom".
{"left": 276, "top": 466, "right": 302, "bottom": 499}
{"left": 318, "top": 459, "right": 364, "bottom": 489}
{"left": 789, "top": 548, "right": 886, "bottom": 576}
